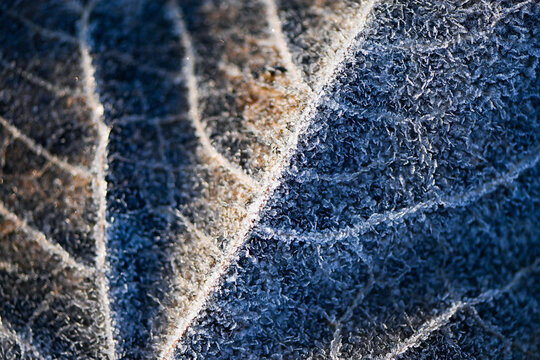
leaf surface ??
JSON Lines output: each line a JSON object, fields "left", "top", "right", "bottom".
{"left": 0, "top": 0, "right": 538, "bottom": 359}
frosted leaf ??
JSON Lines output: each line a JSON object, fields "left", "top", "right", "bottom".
{"left": 173, "top": 0, "right": 540, "bottom": 359}
{"left": 0, "top": 0, "right": 538, "bottom": 359}
{"left": 0, "top": 0, "right": 113, "bottom": 358}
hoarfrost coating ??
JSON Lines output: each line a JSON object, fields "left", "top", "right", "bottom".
{"left": 0, "top": 0, "right": 538, "bottom": 359}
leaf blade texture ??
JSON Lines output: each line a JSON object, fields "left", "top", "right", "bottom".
{"left": 0, "top": 0, "right": 539, "bottom": 359}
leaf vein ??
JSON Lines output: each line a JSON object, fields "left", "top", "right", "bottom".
{"left": 267, "top": 145, "right": 540, "bottom": 243}
{"left": 0, "top": 115, "right": 92, "bottom": 179}
{"left": 0, "top": 56, "right": 82, "bottom": 99}
{"left": 0, "top": 201, "right": 93, "bottom": 275}
{"left": 261, "top": 0, "right": 312, "bottom": 93}
{"left": 0, "top": 316, "right": 47, "bottom": 360}
{"left": 5, "top": 11, "right": 79, "bottom": 44}
{"left": 167, "top": 2, "right": 260, "bottom": 190}
{"left": 379, "top": 257, "right": 540, "bottom": 360}
{"left": 78, "top": 2, "right": 116, "bottom": 358}
{"left": 158, "top": 0, "right": 380, "bottom": 358}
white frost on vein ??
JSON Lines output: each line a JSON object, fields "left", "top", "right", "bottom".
{"left": 0, "top": 202, "right": 93, "bottom": 275}
{"left": 379, "top": 258, "right": 540, "bottom": 360}
{"left": 167, "top": 2, "right": 260, "bottom": 190}
{"left": 0, "top": 56, "right": 82, "bottom": 99}
{"left": 78, "top": 1, "right": 117, "bottom": 359}
{"left": 266, "top": 145, "right": 540, "bottom": 243}
{"left": 0, "top": 116, "right": 92, "bottom": 179}
{"left": 159, "top": 0, "right": 380, "bottom": 358}
{"left": 261, "top": 0, "right": 312, "bottom": 94}
{"left": 0, "top": 315, "right": 47, "bottom": 360}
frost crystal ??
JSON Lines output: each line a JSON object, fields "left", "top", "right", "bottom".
{"left": 0, "top": 0, "right": 538, "bottom": 359}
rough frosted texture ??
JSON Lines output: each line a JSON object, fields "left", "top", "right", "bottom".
{"left": 0, "top": 0, "right": 538, "bottom": 359}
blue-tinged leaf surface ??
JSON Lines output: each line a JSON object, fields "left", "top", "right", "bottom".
{"left": 175, "top": 0, "right": 540, "bottom": 359}
{"left": 0, "top": 0, "right": 538, "bottom": 359}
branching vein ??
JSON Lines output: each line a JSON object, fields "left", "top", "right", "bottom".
{"left": 329, "top": 274, "right": 375, "bottom": 360}
{"left": 469, "top": 306, "right": 538, "bottom": 359}
{"left": 6, "top": 10, "right": 79, "bottom": 44}
{"left": 0, "top": 115, "right": 92, "bottom": 179}
{"left": 261, "top": 0, "right": 312, "bottom": 94}
{"left": 268, "top": 145, "right": 540, "bottom": 243}
{"left": 0, "top": 201, "right": 93, "bottom": 275}
{"left": 158, "top": 1, "right": 379, "bottom": 358}
{"left": 4, "top": 11, "right": 181, "bottom": 84}
{"left": 78, "top": 1, "right": 117, "bottom": 359}
{"left": 174, "top": 210, "right": 217, "bottom": 251}
{"left": 167, "top": 2, "right": 259, "bottom": 190}
{"left": 0, "top": 56, "right": 82, "bottom": 99}
{"left": 379, "top": 258, "right": 540, "bottom": 360}
{"left": 0, "top": 316, "right": 47, "bottom": 360}
{"left": 24, "top": 290, "right": 60, "bottom": 343}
